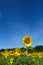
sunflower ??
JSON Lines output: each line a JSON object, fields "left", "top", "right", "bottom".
{"left": 15, "top": 48, "right": 21, "bottom": 56}
{"left": 38, "top": 53, "right": 42, "bottom": 58}
{"left": 22, "top": 36, "right": 32, "bottom": 47}
{"left": 9, "top": 50, "right": 15, "bottom": 56}
{"left": 10, "top": 58, "right": 14, "bottom": 64}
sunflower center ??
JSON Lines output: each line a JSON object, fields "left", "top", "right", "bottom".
{"left": 24, "top": 38, "right": 30, "bottom": 44}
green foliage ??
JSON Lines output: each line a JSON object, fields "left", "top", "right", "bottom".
{"left": 34, "top": 46, "right": 43, "bottom": 51}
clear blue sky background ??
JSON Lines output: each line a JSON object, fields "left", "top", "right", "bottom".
{"left": 0, "top": 0, "right": 43, "bottom": 49}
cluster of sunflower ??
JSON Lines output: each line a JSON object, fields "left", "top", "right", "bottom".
{"left": 0, "top": 49, "right": 43, "bottom": 64}
{"left": 0, "top": 36, "right": 43, "bottom": 65}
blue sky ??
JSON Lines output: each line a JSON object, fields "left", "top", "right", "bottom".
{"left": 0, "top": 0, "right": 43, "bottom": 49}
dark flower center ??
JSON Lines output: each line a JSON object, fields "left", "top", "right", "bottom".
{"left": 24, "top": 38, "right": 30, "bottom": 44}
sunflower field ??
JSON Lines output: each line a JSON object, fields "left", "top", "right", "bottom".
{"left": 0, "top": 36, "right": 43, "bottom": 65}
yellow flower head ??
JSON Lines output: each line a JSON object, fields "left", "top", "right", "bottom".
{"left": 15, "top": 48, "right": 21, "bottom": 56}
{"left": 15, "top": 48, "right": 21, "bottom": 53}
{"left": 10, "top": 58, "right": 14, "bottom": 64}
{"left": 9, "top": 50, "right": 15, "bottom": 56}
{"left": 22, "top": 36, "right": 32, "bottom": 47}
{"left": 38, "top": 53, "right": 42, "bottom": 58}
{"left": 1, "top": 50, "right": 9, "bottom": 58}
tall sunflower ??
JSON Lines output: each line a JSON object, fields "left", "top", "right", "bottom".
{"left": 22, "top": 36, "right": 32, "bottom": 47}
